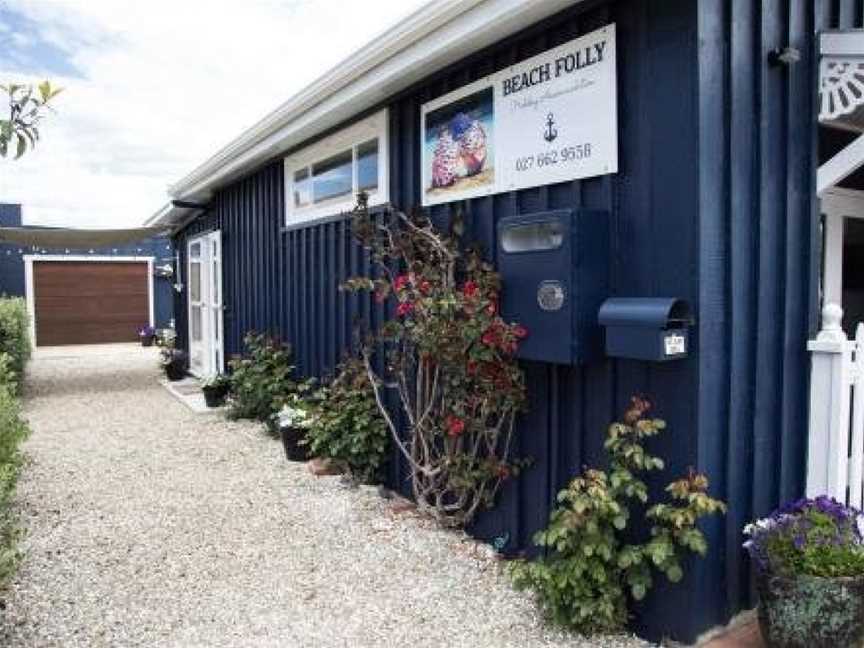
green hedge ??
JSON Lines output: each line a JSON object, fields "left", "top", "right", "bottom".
{"left": 0, "top": 352, "right": 27, "bottom": 588}
{"left": 0, "top": 297, "right": 30, "bottom": 393}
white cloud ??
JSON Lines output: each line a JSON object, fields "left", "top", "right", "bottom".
{"left": 0, "top": 0, "right": 429, "bottom": 227}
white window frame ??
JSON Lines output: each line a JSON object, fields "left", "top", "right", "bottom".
{"left": 284, "top": 109, "right": 389, "bottom": 227}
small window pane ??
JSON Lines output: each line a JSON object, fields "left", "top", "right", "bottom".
{"left": 191, "top": 306, "right": 202, "bottom": 341}
{"left": 294, "top": 168, "right": 311, "bottom": 207}
{"left": 212, "top": 261, "right": 220, "bottom": 304}
{"left": 190, "top": 242, "right": 201, "bottom": 258}
{"left": 313, "top": 150, "right": 352, "bottom": 203}
{"left": 190, "top": 262, "right": 201, "bottom": 302}
{"left": 500, "top": 221, "right": 564, "bottom": 253}
{"left": 357, "top": 139, "right": 378, "bottom": 193}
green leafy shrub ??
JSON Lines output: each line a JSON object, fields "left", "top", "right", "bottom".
{"left": 509, "top": 396, "right": 726, "bottom": 635}
{"left": 0, "top": 297, "right": 30, "bottom": 392}
{"left": 226, "top": 333, "right": 298, "bottom": 424}
{"left": 0, "top": 353, "right": 29, "bottom": 588}
{"left": 305, "top": 357, "right": 390, "bottom": 483}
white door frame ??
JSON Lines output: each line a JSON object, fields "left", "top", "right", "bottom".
{"left": 23, "top": 255, "right": 155, "bottom": 349}
{"left": 186, "top": 231, "right": 223, "bottom": 378}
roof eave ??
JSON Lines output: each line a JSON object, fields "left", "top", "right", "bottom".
{"left": 166, "top": 0, "right": 580, "bottom": 206}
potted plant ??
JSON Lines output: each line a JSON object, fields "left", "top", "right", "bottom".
{"left": 743, "top": 496, "right": 864, "bottom": 648}
{"left": 274, "top": 399, "right": 312, "bottom": 461}
{"left": 156, "top": 328, "right": 177, "bottom": 348}
{"left": 159, "top": 347, "right": 187, "bottom": 382}
{"left": 138, "top": 324, "right": 156, "bottom": 347}
{"left": 201, "top": 374, "right": 230, "bottom": 408}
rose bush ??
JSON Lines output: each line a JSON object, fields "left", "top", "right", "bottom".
{"left": 344, "top": 194, "right": 528, "bottom": 527}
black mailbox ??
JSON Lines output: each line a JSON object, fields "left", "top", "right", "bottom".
{"left": 597, "top": 298, "right": 693, "bottom": 362}
{"left": 498, "top": 208, "right": 609, "bottom": 365}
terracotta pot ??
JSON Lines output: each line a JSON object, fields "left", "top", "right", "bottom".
{"left": 756, "top": 571, "right": 864, "bottom": 648}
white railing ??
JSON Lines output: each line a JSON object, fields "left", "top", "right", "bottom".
{"left": 807, "top": 303, "right": 864, "bottom": 508}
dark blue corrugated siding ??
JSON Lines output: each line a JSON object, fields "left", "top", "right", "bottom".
{"left": 0, "top": 204, "right": 25, "bottom": 297}
{"left": 170, "top": 0, "right": 832, "bottom": 641}
{"left": 692, "top": 0, "right": 830, "bottom": 636}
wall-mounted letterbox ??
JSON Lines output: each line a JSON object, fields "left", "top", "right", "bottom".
{"left": 497, "top": 209, "right": 609, "bottom": 365}
{"left": 597, "top": 298, "right": 693, "bottom": 362}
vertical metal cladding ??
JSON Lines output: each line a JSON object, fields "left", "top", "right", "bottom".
{"left": 169, "top": 0, "right": 830, "bottom": 641}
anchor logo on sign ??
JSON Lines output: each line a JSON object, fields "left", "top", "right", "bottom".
{"left": 544, "top": 113, "right": 558, "bottom": 143}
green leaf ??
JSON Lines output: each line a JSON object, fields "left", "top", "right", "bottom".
{"left": 666, "top": 565, "right": 684, "bottom": 582}
{"left": 14, "top": 134, "right": 26, "bottom": 159}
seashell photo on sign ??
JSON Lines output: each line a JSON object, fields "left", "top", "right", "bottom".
{"left": 424, "top": 86, "right": 495, "bottom": 202}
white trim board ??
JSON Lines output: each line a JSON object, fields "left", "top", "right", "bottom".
{"left": 818, "top": 134, "right": 864, "bottom": 195}
{"left": 23, "top": 255, "right": 155, "bottom": 348}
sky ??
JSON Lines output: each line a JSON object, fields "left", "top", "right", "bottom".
{"left": 0, "top": 0, "right": 429, "bottom": 228}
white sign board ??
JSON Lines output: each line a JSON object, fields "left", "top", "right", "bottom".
{"left": 421, "top": 24, "right": 617, "bottom": 206}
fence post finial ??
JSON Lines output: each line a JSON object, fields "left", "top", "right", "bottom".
{"left": 818, "top": 302, "right": 846, "bottom": 342}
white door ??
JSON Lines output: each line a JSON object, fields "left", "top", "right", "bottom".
{"left": 187, "top": 231, "right": 224, "bottom": 377}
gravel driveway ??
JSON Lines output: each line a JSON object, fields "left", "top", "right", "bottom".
{"left": 0, "top": 344, "right": 649, "bottom": 648}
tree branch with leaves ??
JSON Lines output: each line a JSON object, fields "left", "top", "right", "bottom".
{"left": 0, "top": 81, "right": 62, "bottom": 159}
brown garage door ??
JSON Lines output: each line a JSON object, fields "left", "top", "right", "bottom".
{"left": 33, "top": 261, "right": 149, "bottom": 346}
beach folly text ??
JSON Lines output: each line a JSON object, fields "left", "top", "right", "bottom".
{"left": 501, "top": 38, "right": 609, "bottom": 97}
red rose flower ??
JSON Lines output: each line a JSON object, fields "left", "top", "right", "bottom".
{"left": 513, "top": 324, "right": 528, "bottom": 339}
{"left": 393, "top": 274, "right": 410, "bottom": 292}
{"left": 396, "top": 301, "right": 414, "bottom": 317}
{"left": 446, "top": 415, "right": 466, "bottom": 437}
{"left": 481, "top": 329, "right": 498, "bottom": 347}
{"left": 466, "top": 360, "right": 479, "bottom": 375}
{"left": 462, "top": 280, "right": 479, "bottom": 299}
{"left": 486, "top": 300, "right": 497, "bottom": 316}
{"left": 419, "top": 280, "right": 432, "bottom": 295}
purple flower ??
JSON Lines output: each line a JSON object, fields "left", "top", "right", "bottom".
{"left": 743, "top": 496, "right": 864, "bottom": 575}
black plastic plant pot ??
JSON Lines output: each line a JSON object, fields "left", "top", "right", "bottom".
{"left": 140, "top": 336, "right": 154, "bottom": 347}
{"left": 202, "top": 386, "right": 226, "bottom": 408}
{"left": 280, "top": 425, "right": 309, "bottom": 462}
{"left": 756, "top": 571, "right": 864, "bottom": 648}
{"left": 165, "top": 364, "right": 186, "bottom": 382}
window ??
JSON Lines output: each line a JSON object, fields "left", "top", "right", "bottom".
{"left": 284, "top": 110, "right": 388, "bottom": 226}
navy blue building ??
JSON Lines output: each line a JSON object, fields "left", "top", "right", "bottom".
{"left": 0, "top": 203, "right": 175, "bottom": 343}
{"left": 149, "top": 1, "right": 863, "bottom": 641}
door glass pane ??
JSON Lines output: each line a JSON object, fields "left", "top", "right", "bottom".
{"left": 191, "top": 306, "right": 202, "bottom": 341}
{"left": 190, "top": 262, "right": 201, "bottom": 302}
{"left": 294, "top": 168, "right": 311, "bottom": 207}
{"left": 357, "top": 139, "right": 378, "bottom": 193}
{"left": 190, "top": 242, "right": 201, "bottom": 258}
{"left": 313, "top": 150, "right": 352, "bottom": 203}
{"left": 212, "top": 261, "right": 219, "bottom": 304}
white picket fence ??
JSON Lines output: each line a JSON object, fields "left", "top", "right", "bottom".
{"left": 807, "top": 303, "right": 864, "bottom": 508}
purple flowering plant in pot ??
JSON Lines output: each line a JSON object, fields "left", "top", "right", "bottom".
{"left": 743, "top": 495, "right": 864, "bottom": 648}
{"left": 138, "top": 324, "right": 156, "bottom": 347}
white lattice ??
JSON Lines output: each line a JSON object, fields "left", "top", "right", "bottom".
{"left": 820, "top": 57, "right": 864, "bottom": 121}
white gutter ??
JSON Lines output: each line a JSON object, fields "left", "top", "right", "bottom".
{"left": 165, "top": 0, "right": 580, "bottom": 208}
